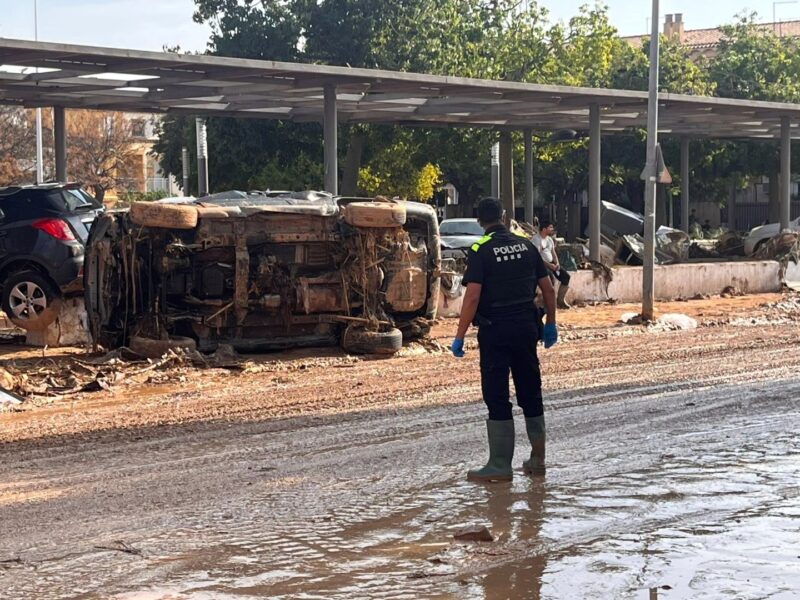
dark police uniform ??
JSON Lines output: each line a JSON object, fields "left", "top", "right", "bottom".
{"left": 462, "top": 224, "right": 550, "bottom": 421}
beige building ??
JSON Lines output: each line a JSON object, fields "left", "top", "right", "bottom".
{"left": 110, "top": 113, "right": 180, "bottom": 201}
{"left": 623, "top": 13, "right": 800, "bottom": 59}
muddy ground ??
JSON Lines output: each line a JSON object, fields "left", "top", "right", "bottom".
{"left": 1, "top": 293, "right": 799, "bottom": 599}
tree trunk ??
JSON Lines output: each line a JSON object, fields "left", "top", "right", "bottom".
{"left": 341, "top": 130, "right": 365, "bottom": 196}
{"left": 93, "top": 186, "right": 106, "bottom": 203}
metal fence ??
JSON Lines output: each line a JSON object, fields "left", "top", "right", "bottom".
{"left": 734, "top": 202, "right": 800, "bottom": 231}
{"left": 145, "top": 177, "right": 171, "bottom": 193}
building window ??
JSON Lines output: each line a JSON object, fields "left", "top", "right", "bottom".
{"left": 131, "top": 119, "right": 146, "bottom": 138}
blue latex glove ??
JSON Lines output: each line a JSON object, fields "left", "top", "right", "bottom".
{"left": 451, "top": 337, "right": 465, "bottom": 357}
{"left": 543, "top": 323, "right": 558, "bottom": 349}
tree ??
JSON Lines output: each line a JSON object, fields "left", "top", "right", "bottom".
{"left": 65, "top": 111, "right": 137, "bottom": 202}
{"left": 711, "top": 14, "right": 800, "bottom": 102}
{"left": 157, "top": 0, "right": 558, "bottom": 201}
{"left": 357, "top": 135, "right": 443, "bottom": 201}
{"left": 0, "top": 106, "right": 36, "bottom": 186}
{"left": 162, "top": 2, "right": 796, "bottom": 217}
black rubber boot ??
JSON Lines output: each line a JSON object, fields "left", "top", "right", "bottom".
{"left": 522, "top": 416, "right": 546, "bottom": 477}
{"left": 557, "top": 284, "right": 571, "bottom": 310}
{"left": 467, "top": 419, "right": 515, "bottom": 483}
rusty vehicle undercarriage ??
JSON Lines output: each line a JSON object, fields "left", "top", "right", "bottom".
{"left": 84, "top": 192, "right": 441, "bottom": 355}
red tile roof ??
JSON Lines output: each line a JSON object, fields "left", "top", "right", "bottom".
{"left": 623, "top": 20, "right": 800, "bottom": 50}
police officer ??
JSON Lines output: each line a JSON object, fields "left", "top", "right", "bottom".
{"left": 451, "top": 197, "right": 558, "bottom": 482}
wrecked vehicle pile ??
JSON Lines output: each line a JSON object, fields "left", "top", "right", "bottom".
{"left": 85, "top": 192, "right": 440, "bottom": 356}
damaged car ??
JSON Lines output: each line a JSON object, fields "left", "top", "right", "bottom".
{"left": 84, "top": 191, "right": 440, "bottom": 356}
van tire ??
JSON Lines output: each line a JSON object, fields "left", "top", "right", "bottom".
{"left": 129, "top": 335, "right": 197, "bottom": 358}
{"left": 343, "top": 202, "right": 406, "bottom": 228}
{"left": 130, "top": 202, "right": 199, "bottom": 229}
{"left": 341, "top": 326, "right": 403, "bottom": 355}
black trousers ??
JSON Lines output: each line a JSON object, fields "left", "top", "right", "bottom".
{"left": 477, "top": 318, "right": 543, "bottom": 421}
{"left": 551, "top": 269, "right": 571, "bottom": 286}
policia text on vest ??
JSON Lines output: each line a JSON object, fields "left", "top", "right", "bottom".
{"left": 450, "top": 197, "right": 558, "bottom": 483}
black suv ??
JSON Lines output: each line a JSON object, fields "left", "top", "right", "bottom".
{"left": 0, "top": 183, "right": 104, "bottom": 331}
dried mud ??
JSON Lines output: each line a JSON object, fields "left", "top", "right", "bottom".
{"left": 0, "top": 292, "right": 799, "bottom": 599}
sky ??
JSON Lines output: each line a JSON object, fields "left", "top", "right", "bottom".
{"left": 0, "top": 0, "right": 797, "bottom": 53}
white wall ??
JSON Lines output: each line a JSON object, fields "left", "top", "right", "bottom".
{"left": 567, "top": 261, "right": 782, "bottom": 304}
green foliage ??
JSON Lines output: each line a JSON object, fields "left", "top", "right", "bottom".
{"left": 250, "top": 152, "right": 324, "bottom": 191}
{"left": 153, "top": 1, "right": 800, "bottom": 213}
{"left": 711, "top": 13, "right": 800, "bottom": 102}
{"left": 117, "top": 189, "right": 171, "bottom": 204}
{"left": 356, "top": 136, "right": 443, "bottom": 201}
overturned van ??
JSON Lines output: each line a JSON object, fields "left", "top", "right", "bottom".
{"left": 84, "top": 191, "right": 441, "bottom": 356}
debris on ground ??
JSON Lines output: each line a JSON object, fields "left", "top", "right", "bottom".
{"left": 716, "top": 232, "right": 746, "bottom": 257}
{"left": 0, "top": 347, "right": 229, "bottom": 405}
{"left": 620, "top": 312, "right": 644, "bottom": 325}
{"left": 619, "top": 312, "right": 698, "bottom": 330}
{"left": 453, "top": 525, "right": 494, "bottom": 542}
{"left": 754, "top": 232, "right": 800, "bottom": 263}
{"left": 721, "top": 286, "right": 744, "bottom": 298}
{"left": 2, "top": 292, "right": 798, "bottom": 415}
{"left": 0, "top": 386, "right": 24, "bottom": 406}
{"left": 656, "top": 314, "right": 699, "bottom": 331}
{"left": 93, "top": 540, "right": 143, "bottom": 557}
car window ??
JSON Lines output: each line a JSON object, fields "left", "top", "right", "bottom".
{"left": 0, "top": 192, "right": 48, "bottom": 222}
{"left": 440, "top": 221, "right": 483, "bottom": 236}
{"left": 49, "top": 189, "right": 101, "bottom": 212}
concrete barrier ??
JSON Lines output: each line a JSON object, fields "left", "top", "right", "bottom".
{"left": 567, "top": 261, "right": 783, "bottom": 304}
{"left": 785, "top": 261, "right": 800, "bottom": 290}
{"left": 25, "top": 297, "right": 91, "bottom": 347}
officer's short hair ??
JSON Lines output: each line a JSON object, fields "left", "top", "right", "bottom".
{"left": 540, "top": 219, "right": 554, "bottom": 230}
{"left": 476, "top": 197, "right": 503, "bottom": 224}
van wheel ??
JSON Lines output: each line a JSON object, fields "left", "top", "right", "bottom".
{"left": 1, "top": 270, "right": 62, "bottom": 331}
{"left": 342, "top": 202, "right": 407, "bottom": 228}
{"left": 130, "top": 202, "right": 199, "bottom": 229}
{"left": 341, "top": 326, "right": 403, "bottom": 355}
{"left": 129, "top": 335, "right": 197, "bottom": 359}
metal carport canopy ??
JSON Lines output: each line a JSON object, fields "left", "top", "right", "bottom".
{"left": 1, "top": 38, "right": 800, "bottom": 139}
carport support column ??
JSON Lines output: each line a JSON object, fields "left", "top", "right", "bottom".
{"left": 589, "top": 103, "right": 602, "bottom": 262}
{"left": 324, "top": 84, "right": 338, "bottom": 195}
{"left": 499, "top": 131, "right": 514, "bottom": 221}
{"left": 524, "top": 129, "right": 534, "bottom": 224}
{"left": 680, "top": 138, "right": 690, "bottom": 233}
{"left": 780, "top": 116, "right": 791, "bottom": 231}
{"left": 54, "top": 106, "right": 67, "bottom": 182}
{"left": 195, "top": 118, "right": 209, "bottom": 196}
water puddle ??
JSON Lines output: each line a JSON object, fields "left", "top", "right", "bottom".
{"left": 6, "top": 410, "right": 798, "bottom": 600}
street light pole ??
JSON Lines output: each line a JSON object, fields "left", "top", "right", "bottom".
{"left": 642, "top": 0, "right": 660, "bottom": 321}
{"left": 34, "top": 0, "right": 44, "bottom": 184}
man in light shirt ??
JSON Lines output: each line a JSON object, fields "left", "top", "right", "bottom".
{"left": 531, "top": 220, "right": 571, "bottom": 309}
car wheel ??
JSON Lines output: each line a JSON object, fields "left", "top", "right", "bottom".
{"left": 129, "top": 335, "right": 197, "bottom": 359}
{"left": 341, "top": 325, "right": 403, "bottom": 355}
{"left": 1, "top": 270, "right": 62, "bottom": 331}
{"left": 130, "top": 202, "right": 199, "bottom": 229}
